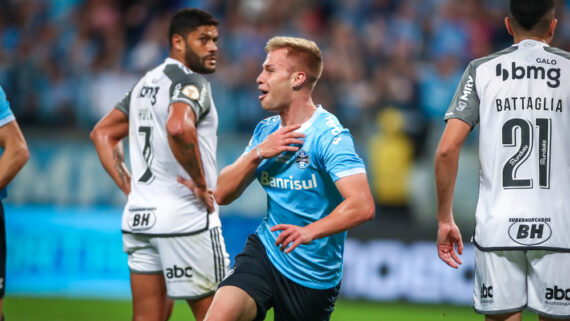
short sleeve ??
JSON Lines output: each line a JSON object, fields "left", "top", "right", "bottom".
{"left": 115, "top": 90, "right": 132, "bottom": 117}
{"left": 0, "top": 87, "right": 15, "bottom": 127}
{"left": 243, "top": 118, "right": 275, "bottom": 155}
{"left": 164, "top": 64, "right": 211, "bottom": 122}
{"left": 319, "top": 129, "right": 366, "bottom": 182}
{"left": 444, "top": 62, "right": 480, "bottom": 127}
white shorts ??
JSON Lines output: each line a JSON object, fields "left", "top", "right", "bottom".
{"left": 474, "top": 248, "right": 570, "bottom": 319}
{"left": 123, "top": 227, "right": 230, "bottom": 299}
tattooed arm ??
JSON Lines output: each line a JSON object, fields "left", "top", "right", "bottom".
{"left": 166, "top": 102, "right": 214, "bottom": 213}
{"left": 90, "top": 108, "right": 131, "bottom": 196}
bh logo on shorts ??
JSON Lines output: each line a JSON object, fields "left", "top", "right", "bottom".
{"left": 296, "top": 150, "right": 310, "bottom": 169}
{"left": 128, "top": 208, "right": 157, "bottom": 231}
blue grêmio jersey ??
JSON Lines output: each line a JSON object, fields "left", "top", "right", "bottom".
{"left": 244, "top": 105, "right": 366, "bottom": 289}
{"left": 0, "top": 86, "right": 16, "bottom": 200}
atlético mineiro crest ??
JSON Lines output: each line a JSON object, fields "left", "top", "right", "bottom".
{"left": 296, "top": 150, "right": 310, "bottom": 169}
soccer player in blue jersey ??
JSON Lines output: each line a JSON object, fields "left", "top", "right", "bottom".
{"left": 204, "top": 36, "right": 375, "bottom": 321}
{"left": 0, "top": 86, "right": 29, "bottom": 320}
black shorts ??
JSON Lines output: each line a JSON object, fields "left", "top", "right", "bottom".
{"left": 219, "top": 234, "right": 340, "bottom": 321}
{"left": 0, "top": 202, "right": 5, "bottom": 299}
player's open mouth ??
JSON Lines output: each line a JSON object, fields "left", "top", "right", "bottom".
{"left": 258, "top": 90, "right": 268, "bottom": 100}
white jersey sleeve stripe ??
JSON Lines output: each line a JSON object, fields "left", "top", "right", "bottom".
{"left": 334, "top": 168, "right": 366, "bottom": 178}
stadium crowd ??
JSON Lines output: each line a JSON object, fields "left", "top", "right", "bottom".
{"left": 2, "top": 0, "right": 570, "bottom": 221}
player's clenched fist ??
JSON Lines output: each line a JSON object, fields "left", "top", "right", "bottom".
{"left": 257, "top": 124, "right": 305, "bottom": 159}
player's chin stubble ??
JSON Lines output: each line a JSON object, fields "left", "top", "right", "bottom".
{"left": 185, "top": 44, "right": 215, "bottom": 74}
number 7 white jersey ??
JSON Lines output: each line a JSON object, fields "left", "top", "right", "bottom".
{"left": 115, "top": 57, "right": 221, "bottom": 236}
{"left": 445, "top": 39, "right": 570, "bottom": 251}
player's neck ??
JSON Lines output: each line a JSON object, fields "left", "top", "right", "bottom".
{"left": 280, "top": 98, "right": 317, "bottom": 127}
{"left": 513, "top": 35, "right": 551, "bottom": 46}
{"left": 168, "top": 52, "right": 189, "bottom": 69}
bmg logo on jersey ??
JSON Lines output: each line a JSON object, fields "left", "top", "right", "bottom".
{"left": 495, "top": 62, "right": 561, "bottom": 88}
{"left": 128, "top": 208, "right": 157, "bottom": 231}
{"left": 165, "top": 265, "right": 193, "bottom": 279}
{"left": 138, "top": 86, "right": 160, "bottom": 105}
{"left": 545, "top": 286, "right": 570, "bottom": 301}
{"left": 508, "top": 219, "right": 552, "bottom": 246}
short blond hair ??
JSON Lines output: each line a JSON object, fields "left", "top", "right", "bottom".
{"left": 265, "top": 36, "right": 323, "bottom": 90}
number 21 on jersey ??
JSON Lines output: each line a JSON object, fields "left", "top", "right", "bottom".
{"left": 502, "top": 117, "right": 551, "bottom": 189}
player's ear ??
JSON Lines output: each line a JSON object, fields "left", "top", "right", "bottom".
{"left": 171, "top": 34, "right": 185, "bottom": 53}
{"left": 547, "top": 18, "right": 557, "bottom": 40}
{"left": 505, "top": 17, "right": 514, "bottom": 36}
{"left": 291, "top": 71, "right": 307, "bottom": 91}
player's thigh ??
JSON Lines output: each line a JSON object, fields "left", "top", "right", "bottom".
{"left": 484, "top": 312, "right": 522, "bottom": 321}
{"left": 527, "top": 251, "right": 570, "bottom": 320}
{"left": 154, "top": 227, "right": 230, "bottom": 300}
{"left": 273, "top": 277, "right": 340, "bottom": 321}
{"left": 474, "top": 249, "right": 527, "bottom": 315}
{"left": 214, "top": 234, "right": 274, "bottom": 321}
{"left": 186, "top": 295, "right": 214, "bottom": 321}
{"left": 130, "top": 272, "right": 173, "bottom": 321}
{"left": 123, "top": 233, "right": 164, "bottom": 274}
{"left": 204, "top": 286, "right": 257, "bottom": 321}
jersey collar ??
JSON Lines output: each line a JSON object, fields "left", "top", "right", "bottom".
{"left": 164, "top": 57, "right": 194, "bottom": 74}
{"left": 278, "top": 105, "right": 323, "bottom": 133}
{"left": 297, "top": 105, "right": 324, "bottom": 133}
{"left": 516, "top": 39, "right": 549, "bottom": 48}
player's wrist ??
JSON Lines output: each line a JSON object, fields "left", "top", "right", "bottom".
{"left": 255, "top": 145, "right": 264, "bottom": 160}
{"left": 437, "top": 219, "right": 455, "bottom": 227}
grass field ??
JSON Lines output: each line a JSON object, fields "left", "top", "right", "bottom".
{"left": 4, "top": 296, "right": 538, "bottom": 321}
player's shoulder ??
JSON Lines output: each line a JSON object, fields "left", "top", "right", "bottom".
{"left": 259, "top": 115, "right": 280, "bottom": 126}
{"left": 163, "top": 62, "right": 209, "bottom": 90}
{"left": 312, "top": 107, "right": 350, "bottom": 145}
{"left": 253, "top": 115, "right": 280, "bottom": 136}
{"left": 543, "top": 46, "right": 570, "bottom": 62}
{"left": 470, "top": 46, "right": 518, "bottom": 71}
{"left": 0, "top": 86, "right": 6, "bottom": 102}
{"left": 0, "top": 86, "right": 10, "bottom": 112}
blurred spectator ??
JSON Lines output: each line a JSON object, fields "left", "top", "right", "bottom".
{"left": 2, "top": 0, "right": 570, "bottom": 220}
{"left": 367, "top": 108, "right": 414, "bottom": 220}
{"left": 1, "top": 0, "right": 541, "bottom": 132}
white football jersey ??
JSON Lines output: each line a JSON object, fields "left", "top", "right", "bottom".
{"left": 116, "top": 57, "right": 221, "bottom": 235}
{"left": 445, "top": 39, "right": 570, "bottom": 251}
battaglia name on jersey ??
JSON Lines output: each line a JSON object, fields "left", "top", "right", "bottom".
{"left": 260, "top": 171, "right": 317, "bottom": 190}
{"left": 495, "top": 97, "right": 562, "bottom": 112}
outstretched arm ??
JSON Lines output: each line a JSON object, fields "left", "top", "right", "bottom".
{"left": 272, "top": 173, "right": 375, "bottom": 253}
{"left": 90, "top": 108, "right": 131, "bottom": 196}
{"left": 214, "top": 125, "right": 305, "bottom": 205}
{"left": 434, "top": 118, "right": 471, "bottom": 268}
{"left": 0, "top": 121, "right": 29, "bottom": 190}
{"left": 166, "top": 102, "right": 214, "bottom": 213}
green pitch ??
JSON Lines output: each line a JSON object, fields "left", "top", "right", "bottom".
{"left": 4, "top": 296, "right": 536, "bottom": 321}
